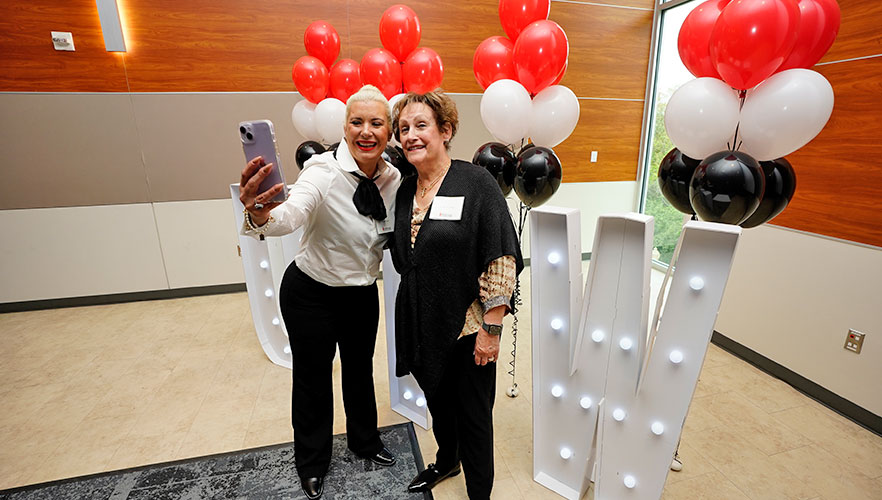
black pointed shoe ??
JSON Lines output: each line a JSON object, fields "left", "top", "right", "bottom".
{"left": 301, "top": 476, "right": 324, "bottom": 499}
{"left": 407, "top": 462, "right": 462, "bottom": 492}
{"left": 360, "top": 446, "right": 397, "bottom": 467}
{"left": 370, "top": 447, "right": 397, "bottom": 466}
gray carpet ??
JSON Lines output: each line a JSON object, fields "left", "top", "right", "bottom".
{"left": 0, "top": 423, "right": 431, "bottom": 500}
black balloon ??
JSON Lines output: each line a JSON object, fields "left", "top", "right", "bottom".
{"left": 518, "top": 142, "right": 535, "bottom": 156}
{"left": 472, "top": 142, "right": 516, "bottom": 195}
{"left": 740, "top": 157, "right": 796, "bottom": 228}
{"left": 689, "top": 150, "right": 765, "bottom": 225}
{"left": 658, "top": 148, "right": 701, "bottom": 215}
{"left": 513, "top": 146, "right": 562, "bottom": 208}
{"left": 382, "top": 145, "right": 417, "bottom": 178}
{"left": 328, "top": 142, "right": 340, "bottom": 154}
{"left": 295, "top": 141, "right": 325, "bottom": 170}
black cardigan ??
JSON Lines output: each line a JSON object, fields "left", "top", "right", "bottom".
{"left": 390, "top": 160, "right": 524, "bottom": 397}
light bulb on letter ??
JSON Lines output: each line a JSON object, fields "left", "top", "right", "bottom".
{"left": 403, "top": 390, "right": 413, "bottom": 400}
{"left": 259, "top": 260, "right": 269, "bottom": 269}
{"left": 551, "top": 385, "right": 564, "bottom": 398}
{"left": 612, "top": 408, "right": 626, "bottom": 421}
{"left": 624, "top": 475, "right": 636, "bottom": 488}
{"left": 689, "top": 276, "right": 705, "bottom": 291}
{"left": 580, "top": 396, "right": 592, "bottom": 409}
{"left": 669, "top": 350, "right": 684, "bottom": 364}
{"left": 619, "top": 337, "right": 633, "bottom": 351}
{"left": 550, "top": 318, "right": 563, "bottom": 331}
{"left": 547, "top": 252, "right": 561, "bottom": 265}
{"left": 560, "top": 447, "right": 573, "bottom": 459}
{"left": 265, "top": 289, "right": 273, "bottom": 297}
{"left": 591, "top": 330, "right": 605, "bottom": 343}
{"left": 651, "top": 421, "right": 664, "bottom": 435}
{"left": 415, "top": 397, "right": 426, "bottom": 407}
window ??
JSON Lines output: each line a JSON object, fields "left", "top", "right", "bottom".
{"left": 640, "top": 0, "right": 703, "bottom": 265}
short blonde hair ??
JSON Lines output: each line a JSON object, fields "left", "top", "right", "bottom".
{"left": 345, "top": 84, "right": 392, "bottom": 125}
{"left": 392, "top": 89, "right": 459, "bottom": 149}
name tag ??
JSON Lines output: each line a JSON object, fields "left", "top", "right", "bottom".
{"left": 376, "top": 215, "right": 394, "bottom": 234}
{"left": 429, "top": 196, "right": 465, "bottom": 221}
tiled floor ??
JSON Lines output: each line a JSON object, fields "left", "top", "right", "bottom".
{"left": 1, "top": 275, "right": 881, "bottom": 499}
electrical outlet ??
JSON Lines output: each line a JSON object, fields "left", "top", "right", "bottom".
{"left": 844, "top": 329, "right": 865, "bottom": 354}
{"left": 51, "top": 31, "right": 75, "bottom": 51}
{"left": 590, "top": 151, "right": 598, "bottom": 163}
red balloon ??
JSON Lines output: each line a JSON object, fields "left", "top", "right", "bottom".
{"left": 303, "top": 20, "right": 340, "bottom": 69}
{"left": 403, "top": 47, "right": 444, "bottom": 94}
{"left": 677, "top": 0, "right": 732, "bottom": 79}
{"left": 499, "top": 0, "right": 551, "bottom": 42}
{"left": 709, "top": 0, "right": 801, "bottom": 90}
{"left": 292, "top": 56, "right": 329, "bottom": 104}
{"left": 329, "top": 59, "right": 362, "bottom": 103}
{"left": 777, "top": 0, "right": 841, "bottom": 71}
{"left": 513, "top": 20, "right": 569, "bottom": 95}
{"left": 550, "top": 60, "right": 567, "bottom": 86}
{"left": 473, "top": 36, "right": 517, "bottom": 90}
{"left": 360, "top": 48, "right": 403, "bottom": 99}
{"left": 379, "top": 4, "right": 421, "bottom": 61}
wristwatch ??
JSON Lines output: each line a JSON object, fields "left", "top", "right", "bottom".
{"left": 481, "top": 321, "right": 503, "bottom": 336}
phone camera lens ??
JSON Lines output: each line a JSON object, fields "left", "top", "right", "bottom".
{"left": 246, "top": 132, "right": 253, "bottom": 141}
{"left": 239, "top": 126, "right": 246, "bottom": 134}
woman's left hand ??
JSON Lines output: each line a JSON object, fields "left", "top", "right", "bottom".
{"left": 474, "top": 329, "right": 501, "bottom": 366}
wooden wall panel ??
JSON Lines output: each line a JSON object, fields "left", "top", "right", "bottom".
{"left": 818, "top": 0, "right": 882, "bottom": 64}
{"left": 120, "top": 0, "right": 350, "bottom": 92}
{"left": 770, "top": 56, "right": 882, "bottom": 248}
{"left": 556, "top": 99, "right": 645, "bottom": 182}
{"left": 552, "top": 2, "right": 654, "bottom": 99}
{"left": 0, "top": 0, "right": 128, "bottom": 92}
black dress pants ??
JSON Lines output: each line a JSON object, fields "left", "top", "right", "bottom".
{"left": 424, "top": 333, "right": 497, "bottom": 500}
{"left": 279, "top": 263, "right": 384, "bottom": 479}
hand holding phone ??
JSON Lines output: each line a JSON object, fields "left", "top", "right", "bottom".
{"left": 238, "top": 120, "right": 288, "bottom": 221}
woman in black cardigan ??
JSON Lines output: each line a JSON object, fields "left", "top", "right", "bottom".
{"left": 389, "top": 90, "right": 523, "bottom": 500}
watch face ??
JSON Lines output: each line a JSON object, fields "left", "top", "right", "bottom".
{"left": 485, "top": 323, "right": 503, "bottom": 336}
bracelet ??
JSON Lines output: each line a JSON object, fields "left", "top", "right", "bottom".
{"left": 243, "top": 208, "right": 274, "bottom": 235}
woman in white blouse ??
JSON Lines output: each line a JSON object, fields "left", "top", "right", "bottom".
{"left": 238, "top": 85, "right": 401, "bottom": 500}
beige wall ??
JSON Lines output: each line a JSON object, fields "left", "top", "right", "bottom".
{"left": 716, "top": 226, "right": 882, "bottom": 416}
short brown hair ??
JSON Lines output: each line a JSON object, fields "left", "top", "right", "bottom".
{"left": 392, "top": 89, "right": 459, "bottom": 149}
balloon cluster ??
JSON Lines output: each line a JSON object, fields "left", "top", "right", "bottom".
{"left": 474, "top": 0, "right": 578, "bottom": 150}
{"left": 473, "top": 142, "right": 561, "bottom": 208}
{"left": 660, "top": 0, "right": 839, "bottom": 227}
{"left": 291, "top": 5, "right": 444, "bottom": 148}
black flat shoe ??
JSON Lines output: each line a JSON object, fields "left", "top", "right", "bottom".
{"left": 365, "top": 447, "right": 396, "bottom": 467}
{"left": 301, "top": 476, "right": 324, "bottom": 499}
{"left": 407, "top": 462, "right": 462, "bottom": 492}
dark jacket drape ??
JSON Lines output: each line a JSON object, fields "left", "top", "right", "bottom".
{"left": 390, "top": 160, "right": 524, "bottom": 397}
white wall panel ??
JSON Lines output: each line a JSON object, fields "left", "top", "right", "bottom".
{"left": 514, "top": 181, "right": 639, "bottom": 260}
{"left": 152, "top": 199, "right": 245, "bottom": 289}
{"left": 0, "top": 204, "right": 167, "bottom": 302}
{"left": 717, "top": 225, "right": 882, "bottom": 415}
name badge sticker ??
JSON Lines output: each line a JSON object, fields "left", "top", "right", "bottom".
{"left": 376, "top": 214, "right": 394, "bottom": 234}
{"left": 429, "top": 196, "right": 465, "bottom": 221}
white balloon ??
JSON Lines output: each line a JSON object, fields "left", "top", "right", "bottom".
{"left": 529, "top": 85, "right": 580, "bottom": 148}
{"left": 739, "top": 69, "right": 834, "bottom": 161}
{"left": 388, "top": 93, "right": 405, "bottom": 114}
{"left": 291, "top": 100, "right": 321, "bottom": 142}
{"left": 664, "top": 77, "right": 741, "bottom": 160}
{"left": 314, "top": 97, "right": 347, "bottom": 145}
{"left": 480, "top": 79, "right": 532, "bottom": 145}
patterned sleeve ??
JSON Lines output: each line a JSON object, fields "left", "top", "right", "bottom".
{"left": 478, "top": 255, "right": 518, "bottom": 313}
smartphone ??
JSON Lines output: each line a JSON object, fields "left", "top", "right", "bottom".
{"left": 239, "top": 120, "right": 289, "bottom": 203}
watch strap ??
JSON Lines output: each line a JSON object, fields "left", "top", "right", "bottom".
{"left": 482, "top": 321, "right": 503, "bottom": 336}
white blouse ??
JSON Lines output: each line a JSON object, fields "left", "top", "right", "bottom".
{"left": 241, "top": 144, "right": 401, "bottom": 287}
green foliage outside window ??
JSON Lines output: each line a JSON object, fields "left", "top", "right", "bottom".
{"left": 643, "top": 94, "right": 687, "bottom": 265}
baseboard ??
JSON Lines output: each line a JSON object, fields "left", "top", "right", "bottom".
{"left": 0, "top": 283, "right": 247, "bottom": 313}
{"left": 711, "top": 331, "right": 882, "bottom": 437}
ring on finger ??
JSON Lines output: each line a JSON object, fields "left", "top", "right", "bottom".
{"left": 254, "top": 202, "right": 264, "bottom": 209}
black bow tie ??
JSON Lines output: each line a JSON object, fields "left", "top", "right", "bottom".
{"left": 350, "top": 171, "right": 387, "bottom": 221}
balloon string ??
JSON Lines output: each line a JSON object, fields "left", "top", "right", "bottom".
{"left": 732, "top": 90, "right": 747, "bottom": 151}
{"left": 507, "top": 201, "right": 530, "bottom": 396}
